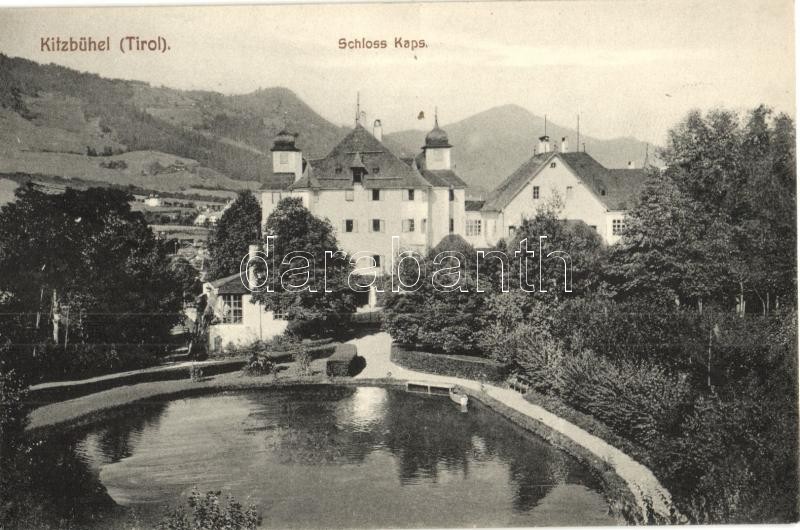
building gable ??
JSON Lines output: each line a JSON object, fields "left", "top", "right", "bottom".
{"left": 292, "top": 124, "right": 430, "bottom": 190}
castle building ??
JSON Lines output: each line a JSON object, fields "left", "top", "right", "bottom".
{"left": 205, "top": 113, "right": 646, "bottom": 351}
{"left": 260, "top": 115, "right": 467, "bottom": 274}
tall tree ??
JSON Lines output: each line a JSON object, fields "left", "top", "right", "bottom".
{"left": 0, "top": 185, "right": 186, "bottom": 374}
{"left": 251, "top": 197, "right": 354, "bottom": 337}
{"left": 206, "top": 190, "right": 262, "bottom": 280}
{"left": 611, "top": 107, "right": 796, "bottom": 313}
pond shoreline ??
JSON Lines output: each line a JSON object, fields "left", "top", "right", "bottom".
{"left": 25, "top": 371, "right": 645, "bottom": 524}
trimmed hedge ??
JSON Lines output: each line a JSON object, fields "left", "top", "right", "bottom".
{"left": 326, "top": 344, "right": 360, "bottom": 377}
{"left": 390, "top": 344, "right": 509, "bottom": 382}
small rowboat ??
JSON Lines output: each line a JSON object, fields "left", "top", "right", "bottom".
{"left": 449, "top": 385, "right": 469, "bottom": 410}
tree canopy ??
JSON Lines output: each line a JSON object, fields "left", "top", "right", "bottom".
{"left": 608, "top": 106, "right": 796, "bottom": 313}
{"left": 251, "top": 197, "right": 355, "bottom": 337}
{"left": 0, "top": 185, "right": 187, "bottom": 378}
{"left": 206, "top": 190, "right": 262, "bottom": 280}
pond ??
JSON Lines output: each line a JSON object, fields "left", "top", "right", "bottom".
{"left": 18, "top": 386, "right": 619, "bottom": 528}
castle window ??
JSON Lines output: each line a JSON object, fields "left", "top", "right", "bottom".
{"left": 601, "top": 189, "right": 606, "bottom": 196}
{"left": 508, "top": 225, "right": 517, "bottom": 237}
{"left": 449, "top": 189, "right": 455, "bottom": 201}
{"left": 353, "top": 171, "right": 362, "bottom": 184}
{"left": 221, "top": 294, "right": 243, "bottom": 324}
{"left": 373, "top": 255, "right": 382, "bottom": 268}
{"left": 532, "top": 186, "right": 540, "bottom": 199}
{"left": 372, "top": 189, "right": 381, "bottom": 201}
{"left": 345, "top": 190, "right": 354, "bottom": 201}
{"left": 402, "top": 219, "right": 415, "bottom": 232}
{"left": 466, "top": 219, "right": 482, "bottom": 236}
{"left": 279, "top": 152, "right": 288, "bottom": 164}
{"left": 550, "top": 162, "right": 557, "bottom": 168}
{"left": 405, "top": 189, "right": 415, "bottom": 201}
{"left": 371, "top": 219, "right": 385, "bottom": 233}
{"left": 449, "top": 218, "right": 454, "bottom": 233}
{"left": 344, "top": 219, "right": 357, "bottom": 233}
{"left": 612, "top": 219, "right": 625, "bottom": 236}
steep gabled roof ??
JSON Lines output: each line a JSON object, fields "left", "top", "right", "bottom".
{"left": 600, "top": 169, "right": 649, "bottom": 210}
{"left": 560, "top": 153, "right": 647, "bottom": 211}
{"left": 482, "top": 151, "right": 647, "bottom": 213}
{"left": 413, "top": 152, "right": 467, "bottom": 189}
{"left": 260, "top": 173, "right": 296, "bottom": 190}
{"left": 291, "top": 124, "right": 430, "bottom": 190}
{"left": 481, "top": 153, "right": 556, "bottom": 212}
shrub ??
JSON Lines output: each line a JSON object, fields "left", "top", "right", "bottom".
{"left": 556, "top": 349, "right": 692, "bottom": 448}
{"left": 513, "top": 335, "right": 565, "bottom": 393}
{"left": 295, "top": 348, "right": 312, "bottom": 375}
{"left": 390, "top": 344, "right": 509, "bottom": 382}
{"left": 24, "top": 342, "right": 160, "bottom": 384}
{"left": 241, "top": 352, "right": 274, "bottom": 376}
{"left": 157, "top": 489, "right": 259, "bottom": 530}
{"left": 189, "top": 364, "right": 204, "bottom": 382}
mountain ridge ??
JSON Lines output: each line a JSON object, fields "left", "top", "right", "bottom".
{"left": 0, "top": 54, "right": 658, "bottom": 199}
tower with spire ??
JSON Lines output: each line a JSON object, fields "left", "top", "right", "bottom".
{"left": 271, "top": 128, "right": 303, "bottom": 182}
{"left": 423, "top": 108, "right": 452, "bottom": 171}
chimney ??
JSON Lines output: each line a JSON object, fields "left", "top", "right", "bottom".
{"left": 373, "top": 119, "right": 383, "bottom": 142}
{"left": 247, "top": 244, "right": 260, "bottom": 290}
{"left": 561, "top": 137, "right": 568, "bottom": 153}
{"left": 627, "top": 161, "right": 635, "bottom": 169}
{"left": 537, "top": 135, "right": 550, "bottom": 155}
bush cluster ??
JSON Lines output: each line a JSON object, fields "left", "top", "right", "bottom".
{"left": 12, "top": 342, "right": 161, "bottom": 384}
{"left": 157, "top": 489, "right": 260, "bottom": 530}
{"left": 488, "top": 297, "right": 798, "bottom": 524}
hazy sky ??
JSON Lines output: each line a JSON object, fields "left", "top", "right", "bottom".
{"left": 0, "top": 0, "right": 795, "bottom": 144}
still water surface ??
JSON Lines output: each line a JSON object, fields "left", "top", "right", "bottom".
{"left": 24, "top": 386, "right": 619, "bottom": 528}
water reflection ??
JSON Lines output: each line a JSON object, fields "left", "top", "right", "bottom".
{"left": 15, "top": 387, "right": 617, "bottom": 528}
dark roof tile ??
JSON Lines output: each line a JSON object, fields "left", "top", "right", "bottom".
{"left": 413, "top": 152, "right": 467, "bottom": 188}
{"left": 481, "top": 153, "right": 555, "bottom": 212}
{"left": 465, "top": 199, "right": 485, "bottom": 211}
{"left": 482, "top": 151, "right": 647, "bottom": 212}
{"left": 208, "top": 273, "right": 249, "bottom": 295}
{"left": 291, "top": 124, "right": 430, "bottom": 190}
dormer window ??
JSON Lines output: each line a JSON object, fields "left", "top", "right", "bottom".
{"left": 353, "top": 171, "right": 362, "bottom": 184}
{"left": 550, "top": 162, "right": 557, "bottom": 168}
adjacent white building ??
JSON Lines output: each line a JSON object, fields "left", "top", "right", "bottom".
{"left": 464, "top": 136, "right": 647, "bottom": 248}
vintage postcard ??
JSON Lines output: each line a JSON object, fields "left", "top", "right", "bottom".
{"left": 0, "top": 1, "right": 796, "bottom": 528}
